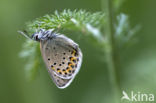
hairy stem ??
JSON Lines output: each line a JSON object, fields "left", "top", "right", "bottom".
{"left": 104, "top": 0, "right": 121, "bottom": 102}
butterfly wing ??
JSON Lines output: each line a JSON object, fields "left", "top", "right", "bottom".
{"left": 50, "top": 71, "right": 73, "bottom": 89}
{"left": 40, "top": 34, "right": 82, "bottom": 88}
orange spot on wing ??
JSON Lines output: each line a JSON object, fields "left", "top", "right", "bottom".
{"left": 57, "top": 70, "right": 61, "bottom": 72}
{"left": 70, "top": 57, "right": 76, "bottom": 61}
{"left": 72, "top": 50, "right": 77, "bottom": 56}
{"left": 66, "top": 67, "right": 72, "bottom": 72}
{"left": 51, "top": 67, "right": 55, "bottom": 70}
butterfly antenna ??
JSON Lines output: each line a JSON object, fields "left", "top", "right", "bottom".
{"left": 18, "top": 30, "right": 32, "bottom": 40}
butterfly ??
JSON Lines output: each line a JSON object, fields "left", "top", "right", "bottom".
{"left": 18, "top": 29, "right": 83, "bottom": 89}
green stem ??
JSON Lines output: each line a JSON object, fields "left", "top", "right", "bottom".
{"left": 103, "top": 0, "right": 121, "bottom": 102}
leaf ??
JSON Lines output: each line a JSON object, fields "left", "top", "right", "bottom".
{"left": 19, "top": 40, "right": 41, "bottom": 81}
{"left": 115, "top": 13, "right": 141, "bottom": 49}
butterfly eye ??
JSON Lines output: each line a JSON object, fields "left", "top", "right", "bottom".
{"left": 35, "top": 35, "right": 38, "bottom": 40}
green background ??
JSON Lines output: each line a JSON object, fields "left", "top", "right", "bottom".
{"left": 0, "top": 0, "right": 156, "bottom": 103}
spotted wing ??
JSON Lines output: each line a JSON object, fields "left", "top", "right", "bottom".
{"left": 50, "top": 72, "right": 73, "bottom": 89}
{"left": 40, "top": 34, "right": 82, "bottom": 88}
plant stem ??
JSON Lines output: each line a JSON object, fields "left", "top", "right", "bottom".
{"left": 103, "top": 0, "right": 121, "bottom": 102}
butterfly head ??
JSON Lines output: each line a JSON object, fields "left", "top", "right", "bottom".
{"left": 31, "top": 29, "right": 43, "bottom": 41}
{"left": 18, "top": 29, "right": 56, "bottom": 41}
{"left": 31, "top": 29, "right": 55, "bottom": 41}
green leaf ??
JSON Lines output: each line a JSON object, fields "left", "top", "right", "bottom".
{"left": 19, "top": 40, "right": 41, "bottom": 81}
{"left": 115, "top": 13, "right": 141, "bottom": 49}
{"left": 26, "top": 10, "right": 106, "bottom": 44}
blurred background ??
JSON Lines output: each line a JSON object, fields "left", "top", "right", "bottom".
{"left": 0, "top": 0, "right": 156, "bottom": 103}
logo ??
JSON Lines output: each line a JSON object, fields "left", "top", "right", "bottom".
{"left": 121, "top": 91, "right": 154, "bottom": 102}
